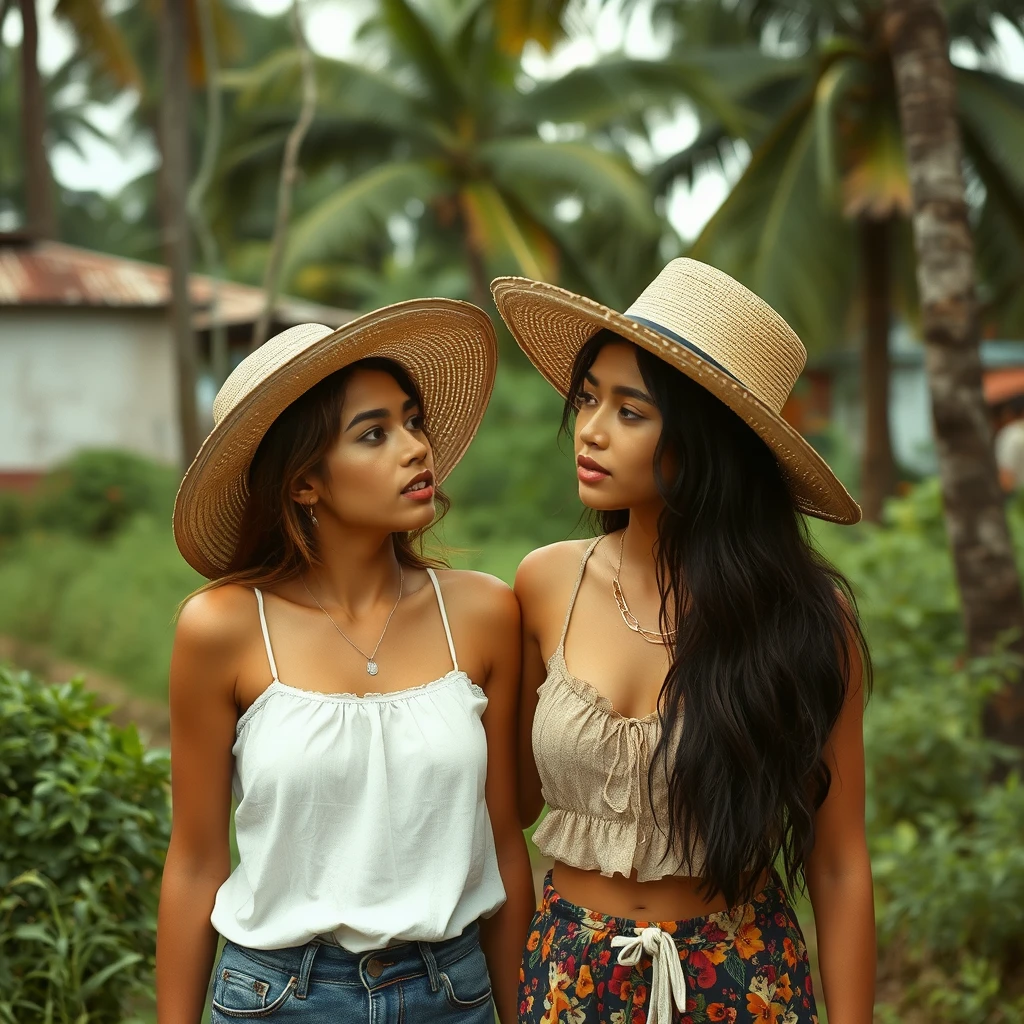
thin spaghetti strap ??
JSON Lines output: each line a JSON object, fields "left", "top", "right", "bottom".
{"left": 557, "top": 536, "right": 603, "bottom": 653}
{"left": 253, "top": 588, "right": 280, "bottom": 682}
{"left": 426, "top": 569, "right": 459, "bottom": 672}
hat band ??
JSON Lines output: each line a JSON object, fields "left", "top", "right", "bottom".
{"left": 626, "top": 314, "right": 744, "bottom": 387}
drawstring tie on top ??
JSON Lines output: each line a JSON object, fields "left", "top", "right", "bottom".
{"left": 610, "top": 925, "right": 686, "bottom": 1024}
{"left": 601, "top": 718, "right": 650, "bottom": 846}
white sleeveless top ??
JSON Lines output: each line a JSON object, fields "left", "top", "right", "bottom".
{"left": 210, "top": 569, "right": 506, "bottom": 952}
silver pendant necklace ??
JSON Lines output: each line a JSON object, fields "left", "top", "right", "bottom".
{"left": 301, "top": 567, "right": 404, "bottom": 675}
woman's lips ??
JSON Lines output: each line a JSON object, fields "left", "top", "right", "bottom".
{"left": 577, "top": 456, "right": 610, "bottom": 484}
{"left": 401, "top": 473, "right": 435, "bottom": 501}
{"left": 401, "top": 484, "right": 435, "bottom": 501}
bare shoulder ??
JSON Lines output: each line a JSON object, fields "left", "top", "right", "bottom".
{"left": 435, "top": 568, "right": 518, "bottom": 630}
{"left": 175, "top": 583, "right": 258, "bottom": 660}
{"left": 515, "top": 538, "right": 595, "bottom": 600}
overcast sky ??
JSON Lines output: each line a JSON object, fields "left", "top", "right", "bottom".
{"left": 4, "top": 0, "right": 1023, "bottom": 243}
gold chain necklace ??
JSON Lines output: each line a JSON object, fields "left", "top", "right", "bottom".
{"left": 302, "top": 568, "right": 404, "bottom": 676}
{"left": 611, "top": 531, "right": 677, "bottom": 646}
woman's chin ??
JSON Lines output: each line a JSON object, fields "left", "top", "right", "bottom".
{"left": 396, "top": 500, "right": 437, "bottom": 531}
{"left": 577, "top": 485, "right": 624, "bottom": 512}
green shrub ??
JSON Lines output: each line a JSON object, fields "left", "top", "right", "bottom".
{"left": 0, "top": 492, "right": 27, "bottom": 541}
{"left": 819, "top": 482, "right": 1024, "bottom": 1022}
{"left": 0, "top": 666, "right": 170, "bottom": 1023}
{"left": 0, "top": 519, "right": 201, "bottom": 699}
{"left": 32, "top": 450, "right": 178, "bottom": 540}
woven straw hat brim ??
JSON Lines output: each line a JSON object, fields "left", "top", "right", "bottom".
{"left": 174, "top": 299, "right": 497, "bottom": 578}
{"left": 491, "top": 277, "right": 860, "bottom": 525}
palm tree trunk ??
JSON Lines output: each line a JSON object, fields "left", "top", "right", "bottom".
{"left": 251, "top": 0, "right": 317, "bottom": 351}
{"left": 160, "top": 0, "right": 201, "bottom": 468}
{"left": 188, "top": 0, "right": 228, "bottom": 387}
{"left": 18, "top": 0, "right": 55, "bottom": 239}
{"left": 859, "top": 216, "right": 896, "bottom": 522}
{"left": 886, "top": 0, "right": 1024, "bottom": 748}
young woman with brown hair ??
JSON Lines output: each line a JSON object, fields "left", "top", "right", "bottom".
{"left": 156, "top": 302, "right": 533, "bottom": 1024}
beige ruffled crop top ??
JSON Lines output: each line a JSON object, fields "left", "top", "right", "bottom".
{"left": 531, "top": 537, "right": 704, "bottom": 881}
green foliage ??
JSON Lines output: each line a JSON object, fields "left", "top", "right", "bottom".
{"left": 0, "top": 519, "right": 201, "bottom": 700}
{"left": 32, "top": 450, "right": 179, "bottom": 542}
{"left": 218, "top": 0, "right": 679, "bottom": 312}
{"left": 0, "top": 666, "right": 170, "bottom": 1023}
{"left": 0, "top": 492, "right": 27, "bottom": 542}
{"left": 3, "top": 445, "right": 1024, "bottom": 1021}
{"left": 441, "top": 367, "right": 583, "bottom": 579}
{"left": 816, "top": 481, "right": 1024, "bottom": 1022}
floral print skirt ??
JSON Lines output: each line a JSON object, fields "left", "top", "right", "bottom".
{"left": 519, "top": 871, "right": 818, "bottom": 1024}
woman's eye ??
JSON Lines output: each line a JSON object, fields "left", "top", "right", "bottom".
{"left": 406, "top": 414, "right": 425, "bottom": 431}
{"left": 577, "top": 390, "right": 597, "bottom": 406}
{"left": 360, "top": 426, "right": 385, "bottom": 442}
{"left": 620, "top": 406, "right": 642, "bottom": 421}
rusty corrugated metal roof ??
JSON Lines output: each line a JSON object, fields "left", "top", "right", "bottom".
{"left": 0, "top": 240, "right": 353, "bottom": 329}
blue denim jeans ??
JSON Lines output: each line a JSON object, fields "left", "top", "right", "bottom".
{"left": 210, "top": 921, "right": 494, "bottom": 1023}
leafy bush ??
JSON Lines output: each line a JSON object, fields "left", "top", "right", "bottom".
{"left": 817, "top": 483, "right": 1024, "bottom": 1023}
{"left": 0, "top": 492, "right": 26, "bottom": 541}
{"left": 0, "top": 666, "right": 170, "bottom": 1023}
{"left": 31, "top": 450, "right": 178, "bottom": 541}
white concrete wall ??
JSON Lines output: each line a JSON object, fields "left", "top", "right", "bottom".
{"left": 0, "top": 308, "right": 181, "bottom": 470}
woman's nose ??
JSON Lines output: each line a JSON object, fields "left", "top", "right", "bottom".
{"left": 578, "top": 411, "right": 608, "bottom": 448}
{"left": 401, "top": 428, "right": 430, "bottom": 463}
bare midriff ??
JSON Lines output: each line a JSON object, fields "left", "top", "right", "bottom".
{"left": 551, "top": 862, "right": 771, "bottom": 922}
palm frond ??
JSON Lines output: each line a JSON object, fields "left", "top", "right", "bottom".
{"left": 230, "top": 48, "right": 437, "bottom": 134}
{"left": 481, "top": 137, "right": 660, "bottom": 235}
{"left": 54, "top": 0, "right": 140, "bottom": 87}
{"left": 690, "top": 99, "right": 856, "bottom": 351}
{"left": 518, "top": 55, "right": 751, "bottom": 137}
{"left": 812, "top": 54, "right": 872, "bottom": 207}
{"left": 494, "top": 0, "right": 571, "bottom": 53}
{"left": 459, "top": 182, "right": 555, "bottom": 280}
{"left": 377, "top": 0, "right": 466, "bottom": 113}
{"left": 840, "top": 105, "right": 910, "bottom": 220}
{"left": 957, "top": 68, "right": 1024, "bottom": 192}
{"left": 282, "top": 161, "right": 448, "bottom": 280}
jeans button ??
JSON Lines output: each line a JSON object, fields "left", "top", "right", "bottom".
{"left": 366, "top": 958, "right": 384, "bottom": 978}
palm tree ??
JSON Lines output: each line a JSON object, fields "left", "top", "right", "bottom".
{"left": 216, "top": 0, "right": 732, "bottom": 314}
{"left": 0, "top": 40, "right": 121, "bottom": 229}
{"left": 158, "top": 0, "right": 200, "bottom": 467}
{"left": 651, "top": 0, "right": 1024, "bottom": 520}
{"left": 886, "top": 0, "right": 1024, "bottom": 747}
{"left": 8, "top": 0, "right": 140, "bottom": 238}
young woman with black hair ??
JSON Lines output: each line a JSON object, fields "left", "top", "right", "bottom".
{"left": 493, "top": 261, "right": 875, "bottom": 1024}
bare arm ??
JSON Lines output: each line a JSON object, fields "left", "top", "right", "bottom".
{"left": 156, "top": 588, "right": 245, "bottom": 1024}
{"left": 513, "top": 547, "right": 560, "bottom": 830}
{"left": 806, "top": 636, "right": 876, "bottom": 1024}
{"left": 470, "top": 576, "right": 535, "bottom": 1024}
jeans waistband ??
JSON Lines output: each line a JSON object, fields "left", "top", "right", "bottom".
{"left": 224, "top": 920, "right": 480, "bottom": 995}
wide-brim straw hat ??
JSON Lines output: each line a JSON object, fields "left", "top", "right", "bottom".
{"left": 174, "top": 298, "right": 498, "bottom": 578}
{"left": 491, "top": 258, "right": 860, "bottom": 524}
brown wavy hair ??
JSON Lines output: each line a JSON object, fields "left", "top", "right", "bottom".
{"left": 194, "top": 357, "right": 449, "bottom": 597}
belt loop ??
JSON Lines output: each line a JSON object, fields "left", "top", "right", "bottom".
{"left": 294, "top": 941, "right": 321, "bottom": 1000}
{"left": 418, "top": 940, "right": 443, "bottom": 993}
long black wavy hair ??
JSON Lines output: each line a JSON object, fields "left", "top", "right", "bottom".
{"left": 561, "top": 329, "right": 869, "bottom": 906}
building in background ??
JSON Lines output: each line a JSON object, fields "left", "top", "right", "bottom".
{"left": 0, "top": 236, "right": 352, "bottom": 489}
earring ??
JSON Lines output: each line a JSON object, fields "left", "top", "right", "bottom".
{"left": 307, "top": 503, "right": 319, "bottom": 528}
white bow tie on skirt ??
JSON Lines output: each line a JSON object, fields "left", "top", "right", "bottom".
{"left": 610, "top": 925, "right": 687, "bottom": 1024}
